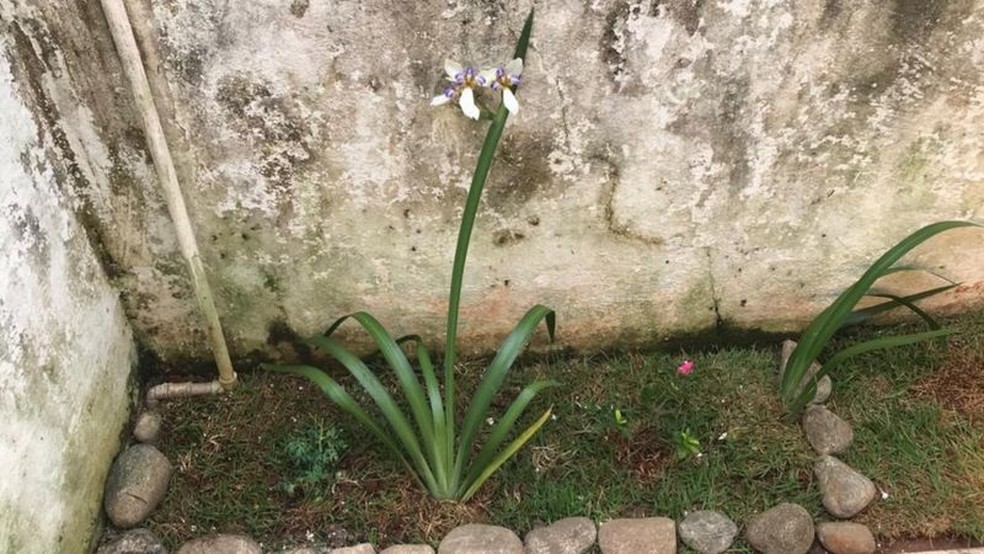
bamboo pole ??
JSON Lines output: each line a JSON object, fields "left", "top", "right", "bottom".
{"left": 100, "top": 0, "right": 237, "bottom": 390}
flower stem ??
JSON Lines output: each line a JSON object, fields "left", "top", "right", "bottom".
{"left": 440, "top": 7, "right": 535, "bottom": 489}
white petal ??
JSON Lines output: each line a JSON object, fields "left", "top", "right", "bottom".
{"left": 505, "top": 57, "right": 523, "bottom": 76}
{"left": 478, "top": 67, "right": 498, "bottom": 86}
{"left": 431, "top": 94, "right": 451, "bottom": 106}
{"left": 459, "top": 87, "right": 480, "bottom": 119}
{"left": 444, "top": 59, "right": 464, "bottom": 79}
{"left": 502, "top": 88, "right": 519, "bottom": 114}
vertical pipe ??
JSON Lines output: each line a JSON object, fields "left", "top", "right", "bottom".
{"left": 99, "top": 0, "right": 237, "bottom": 389}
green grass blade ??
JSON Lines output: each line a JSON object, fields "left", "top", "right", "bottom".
{"left": 454, "top": 305, "right": 555, "bottom": 478}
{"left": 843, "top": 284, "right": 959, "bottom": 327}
{"left": 260, "top": 363, "right": 416, "bottom": 478}
{"left": 781, "top": 220, "right": 981, "bottom": 404}
{"left": 303, "top": 335, "right": 440, "bottom": 495}
{"left": 787, "top": 328, "right": 954, "bottom": 414}
{"left": 458, "top": 407, "right": 553, "bottom": 502}
{"left": 459, "top": 379, "right": 559, "bottom": 491}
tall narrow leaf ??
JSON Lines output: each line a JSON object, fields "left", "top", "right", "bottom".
{"left": 781, "top": 220, "right": 982, "bottom": 415}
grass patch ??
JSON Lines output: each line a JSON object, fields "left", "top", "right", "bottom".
{"left": 145, "top": 314, "right": 984, "bottom": 550}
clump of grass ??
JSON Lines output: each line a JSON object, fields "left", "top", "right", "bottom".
{"left": 145, "top": 313, "right": 984, "bottom": 550}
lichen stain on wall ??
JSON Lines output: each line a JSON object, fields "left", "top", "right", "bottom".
{"left": 136, "top": 0, "right": 984, "bottom": 359}
{"left": 0, "top": 0, "right": 212, "bottom": 360}
{"left": 5, "top": 0, "right": 983, "bottom": 365}
{"left": 0, "top": 25, "right": 136, "bottom": 551}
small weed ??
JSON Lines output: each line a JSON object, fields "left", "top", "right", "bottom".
{"left": 279, "top": 420, "right": 348, "bottom": 498}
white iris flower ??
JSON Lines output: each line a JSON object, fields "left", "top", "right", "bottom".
{"left": 431, "top": 57, "right": 524, "bottom": 118}
{"left": 431, "top": 60, "right": 482, "bottom": 120}
{"left": 479, "top": 57, "right": 523, "bottom": 114}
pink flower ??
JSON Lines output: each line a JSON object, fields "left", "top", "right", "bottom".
{"left": 677, "top": 359, "right": 695, "bottom": 376}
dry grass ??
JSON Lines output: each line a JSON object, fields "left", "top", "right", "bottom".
{"left": 911, "top": 336, "right": 984, "bottom": 423}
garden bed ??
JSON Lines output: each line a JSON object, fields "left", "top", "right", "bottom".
{"left": 142, "top": 314, "right": 984, "bottom": 551}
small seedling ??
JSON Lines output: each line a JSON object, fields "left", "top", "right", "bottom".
{"left": 674, "top": 429, "right": 701, "bottom": 460}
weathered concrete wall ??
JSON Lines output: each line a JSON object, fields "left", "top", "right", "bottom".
{"left": 0, "top": 2, "right": 139, "bottom": 551}
{"left": 8, "top": 0, "right": 984, "bottom": 366}
{"left": 0, "top": 25, "right": 137, "bottom": 554}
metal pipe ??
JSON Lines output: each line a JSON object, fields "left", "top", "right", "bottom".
{"left": 99, "top": 0, "right": 237, "bottom": 390}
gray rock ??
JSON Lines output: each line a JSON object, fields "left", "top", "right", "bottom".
{"left": 802, "top": 405, "right": 854, "bottom": 455}
{"left": 380, "top": 546, "right": 435, "bottom": 554}
{"left": 283, "top": 548, "right": 321, "bottom": 554}
{"left": 175, "top": 534, "right": 262, "bottom": 554}
{"left": 745, "top": 503, "right": 815, "bottom": 554}
{"left": 598, "top": 517, "right": 676, "bottom": 554}
{"left": 331, "top": 545, "right": 376, "bottom": 554}
{"left": 133, "top": 411, "right": 163, "bottom": 444}
{"left": 677, "top": 510, "right": 738, "bottom": 554}
{"left": 525, "top": 517, "right": 597, "bottom": 554}
{"left": 103, "top": 444, "right": 173, "bottom": 528}
{"left": 816, "top": 522, "right": 876, "bottom": 554}
{"left": 96, "top": 528, "right": 168, "bottom": 554}
{"left": 814, "top": 456, "right": 877, "bottom": 518}
{"left": 438, "top": 524, "right": 523, "bottom": 554}
{"left": 779, "top": 340, "right": 832, "bottom": 404}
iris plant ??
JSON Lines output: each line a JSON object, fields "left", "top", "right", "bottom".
{"left": 265, "top": 9, "right": 551, "bottom": 502}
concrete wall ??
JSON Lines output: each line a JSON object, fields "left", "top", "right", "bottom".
{"left": 0, "top": 1, "right": 980, "bottom": 547}
{"left": 0, "top": 5, "right": 136, "bottom": 553}
{"left": 6, "top": 0, "right": 984, "bottom": 367}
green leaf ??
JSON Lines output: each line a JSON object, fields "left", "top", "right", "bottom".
{"left": 781, "top": 220, "right": 982, "bottom": 413}
{"left": 843, "top": 284, "right": 959, "bottom": 328}
{"left": 260, "top": 363, "right": 416, "bottom": 480}
{"left": 454, "top": 304, "right": 555, "bottom": 480}
{"left": 858, "top": 291, "right": 946, "bottom": 329}
{"left": 339, "top": 315, "right": 433, "bottom": 440}
{"left": 396, "top": 334, "right": 449, "bottom": 492}
{"left": 459, "top": 379, "right": 559, "bottom": 491}
{"left": 300, "top": 335, "right": 441, "bottom": 495}
{"left": 512, "top": 7, "right": 535, "bottom": 62}
{"left": 786, "top": 328, "right": 953, "bottom": 414}
{"left": 458, "top": 407, "right": 553, "bottom": 502}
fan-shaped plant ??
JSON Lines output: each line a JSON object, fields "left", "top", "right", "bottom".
{"left": 264, "top": 9, "right": 556, "bottom": 501}
{"left": 781, "top": 220, "right": 983, "bottom": 416}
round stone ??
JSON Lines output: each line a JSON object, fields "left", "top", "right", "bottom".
{"left": 817, "top": 521, "right": 876, "bottom": 554}
{"left": 814, "top": 455, "right": 877, "bottom": 518}
{"left": 745, "top": 503, "right": 815, "bottom": 554}
{"left": 438, "top": 524, "right": 523, "bottom": 554}
{"left": 678, "top": 510, "right": 738, "bottom": 554}
{"left": 103, "top": 444, "right": 173, "bottom": 528}
{"left": 133, "top": 411, "right": 163, "bottom": 444}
